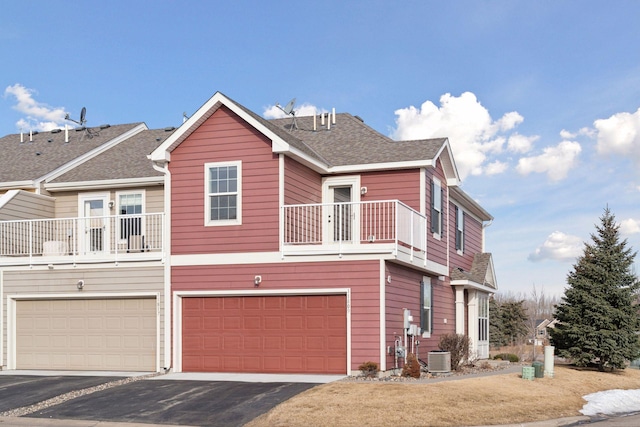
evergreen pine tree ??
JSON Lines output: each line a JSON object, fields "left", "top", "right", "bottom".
{"left": 550, "top": 208, "right": 640, "bottom": 371}
{"left": 489, "top": 297, "right": 505, "bottom": 348}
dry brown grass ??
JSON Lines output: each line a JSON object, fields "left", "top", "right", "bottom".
{"left": 245, "top": 365, "right": 640, "bottom": 427}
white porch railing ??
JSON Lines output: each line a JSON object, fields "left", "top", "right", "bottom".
{"left": 0, "top": 213, "right": 164, "bottom": 265}
{"left": 282, "top": 200, "right": 427, "bottom": 262}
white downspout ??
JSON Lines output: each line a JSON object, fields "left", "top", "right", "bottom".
{"left": 152, "top": 158, "right": 171, "bottom": 372}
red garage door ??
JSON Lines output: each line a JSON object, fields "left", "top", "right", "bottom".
{"left": 182, "top": 295, "right": 347, "bottom": 374}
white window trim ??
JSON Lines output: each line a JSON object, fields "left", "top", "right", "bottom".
{"left": 204, "top": 161, "right": 242, "bottom": 227}
{"left": 456, "top": 203, "right": 464, "bottom": 255}
{"left": 421, "top": 276, "right": 432, "bottom": 338}
{"left": 432, "top": 178, "right": 442, "bottom": 239}
{"left": 116, "top": 190, "right": 146, "bottom": 244}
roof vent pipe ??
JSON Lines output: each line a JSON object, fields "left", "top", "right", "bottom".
{"left": 327, "top": 114, "right": 331, "bottom": 130}
{"left": 20, "top": 131, "right": 24, "bottom": 143}
{"left": 29, "top": 129, "right": 33, "bottom": 142}
{"left": 313, "top": 111, "right": 317, "bottom": 131}
{"left": 65, "top": 124, "right": 69, "bottom": 143}
{"left": 321, "top": 112, "right": 325, "bottom": 126}
{"left": 332, "top": 108, "right": 336, "bottom": 125}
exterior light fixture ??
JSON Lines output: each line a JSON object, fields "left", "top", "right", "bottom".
{"left": 254, "top": 276, "right": 262, "bottom": 286}
{"left": 77, "top": 280, "right": 84, "bottom": 290}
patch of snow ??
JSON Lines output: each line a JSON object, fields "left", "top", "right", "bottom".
{"left": 580, "top": 389, "right": 640, "bottom": 416}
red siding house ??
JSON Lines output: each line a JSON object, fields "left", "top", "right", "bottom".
{"left": 150, "top": 92, "right": 497, "bottom": 375}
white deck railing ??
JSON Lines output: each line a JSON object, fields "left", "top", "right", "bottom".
{"left": 282, "top": 200, "right": 426, "bottom": 261}
{"left": 0, "top": 213, "right": 164, "bottom": 265}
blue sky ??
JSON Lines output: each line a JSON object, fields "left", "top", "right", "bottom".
{"left": 2, "top": 1, "right": 640, "bottom": 297}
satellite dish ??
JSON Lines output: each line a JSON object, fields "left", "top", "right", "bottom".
{"left": 65, "top": 107, "right": 88, "bottom": 126}
{"left": 276, "top": 98, "right": 296, "bottom": 116}
{"left": 275, "top": 98, "right": 298, "bottom": 130}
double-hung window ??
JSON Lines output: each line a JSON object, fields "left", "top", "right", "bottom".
{"left": 455, "top": 205, "right": 464, "bottom": 253}
{"left": 205, "top": 161, "right": 241, "bottom": 226}
{"left": 421, "top": 277, "right": 432, "bottom": 336}
{"left": 430, "top": 178, "right": 442, "bottom": 236}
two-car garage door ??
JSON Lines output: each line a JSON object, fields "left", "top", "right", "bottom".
{"left": 181, "top": 295, "right": 347, "bottom": 374}
{"left": 16, "top": 298, "right": 156, "bottom": 371}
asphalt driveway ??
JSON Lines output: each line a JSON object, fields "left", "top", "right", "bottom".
{"left": 0, "top": 375, "right": 123, "bottom": 413}
{"left": 0, "top": 375, "right": 317, "bottom": 426}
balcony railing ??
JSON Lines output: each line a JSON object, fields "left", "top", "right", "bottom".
{"left": 0, "top": 213, "right": 164, "bottom": 265}
{"left": 282, "top": 200, "right": 427, "bottom": 263}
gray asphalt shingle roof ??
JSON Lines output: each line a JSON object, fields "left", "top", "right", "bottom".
{"left": 268, "top": 113, "right": 446, "bottom": 167}
{"left": 50, "top": 128, "right": 172, "bottom": 183}
{"left": 450, "top": 253, "right": 495, "bottom": 288}
{"left": 0, "top": 123, "right": 142, "bottom": 183}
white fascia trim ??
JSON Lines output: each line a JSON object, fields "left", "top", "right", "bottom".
{"left": 0, "top": 181, "right": 35, "bottom": 191}
{"left": 171, "top": 251, "right": 388, "bottom": 266}
{"left": 172, "top": 288, "right": 351, "bottom": 374}
{"left": 433, "top": 139, "right": 461, "bottom": 186}
{"left": 327, "top": 160, "right": 433, "bottom": 174}
{"left": 151, "top": 92, "right": 292, "bottom": 163}
{"left": 281, "top": 146, "right": 330, "bottom": 173}
{"left": 45, "top": 176, "right": 164, "bottom": 192}
{"left": 0, "top": 262, "right": 164, "bottom": 272}
{"left": 425, "top": 260, "right": 448, "bottom": 277}
{"left": 450, "top": 280, "right": 496, "bottom": 294}
{"left": 40, "top": 124, "right": 148, "bottom": 185}
{"left": 8, "top": 291, "right": 160, "bottom": 300}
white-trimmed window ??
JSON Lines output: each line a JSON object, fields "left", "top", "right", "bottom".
{"left": 455, "top": 205, "right": 464, "bottom": 253}
{"left": 430, "top": 178, "right": 442, "bottom": 236}
{"left": 478, "top": 295, "right": 489, "bottom": 342}
{"left": 117, "top": 191, "right": 144, "bottom": 246}
{"left": 205, "top": 161, "right": 241, "bottom": 226}
{"left": 421, "top": 277, "right": 432, "bottom": 336}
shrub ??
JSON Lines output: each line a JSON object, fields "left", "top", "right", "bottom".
{"left": 493, "top": 353, "right": 519, "bottom": 362}
{"left": 358, "top": 361, "right": 379, "bottom": 378}
{"left": 438, "top": 333, "right": 470, "bottom": 370}
{"left": 401, "top": 353, "right": 421, "bottom": 378}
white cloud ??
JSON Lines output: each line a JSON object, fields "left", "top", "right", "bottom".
{"left": 263, "top": 102, "right": 325, "bottom": 119}
{"left": 485, "top": 160, "right": 508, "bottom": 175}
{"left": 4, "top": 84, "right": 68, "bottom": 131}
{"left": 516, "top": 140, "right": 582, "bottom": 181}
{"left": 560, "top": 129, "right": 575, "bottom": 139}
{"left": 619, "top": 218, "right": 640, "bottom": 236}
{"left": 507, "top": 133, "right": 538, "bottom": 153}
{"left": 594, "top": 108, "right": 640, "bottom": 161}
{"left": 391, "top": 92, "right": 530, "bottom": 180}
{"left": 529, "top": 231, "right": 584, "bottom": 262}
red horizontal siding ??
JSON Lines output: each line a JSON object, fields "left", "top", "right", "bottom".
{"left": 284, "top": 157, "right": 322, "bottom": 205}
{"left": 361, "top": 169, "right": 421, "bottom": 211}
{"left": 172, "top": 260, "right": 381, "bottom": 371}
{"left": 384, "top": 262, "right": 455, "bottom": 367}
{"left": 426, "top": 160, "right": 448, "bottom": 266}
{"left": 169, "top": 106, "right": 280, "bottom": 255}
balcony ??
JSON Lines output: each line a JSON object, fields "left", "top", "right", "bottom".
{"left": 0, "top": 213, "right": 164, "bottom": 267}
{"left": 282, "top": 200, "right": 427, "bottom": 266}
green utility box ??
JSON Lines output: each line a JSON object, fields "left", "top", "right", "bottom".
{"left": 522, "top": 366, "right": 535, "bottom": 380}
{"left": 532, "top": 361, "right": 544, "bottom": 378}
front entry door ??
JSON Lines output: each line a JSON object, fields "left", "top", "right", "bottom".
{"left": 323, "top": 176, "right": 360, "bottom": 245}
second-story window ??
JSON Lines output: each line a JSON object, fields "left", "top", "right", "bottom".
{"left": 205, "top": 161, "right": 242, "bottom": 226}
{"left": 455, "top": 205, "right": 464, "bottom": 252}
{"left": 430, "top": 178, "right": 442, "bottom": 236}
{"left": 118, "top": 191, "right": 144, "bottom": 251}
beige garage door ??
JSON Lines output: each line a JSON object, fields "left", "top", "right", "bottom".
{"left": 16, "top": 298, "right": 156, "bottom": 371}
